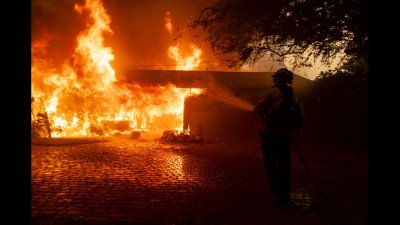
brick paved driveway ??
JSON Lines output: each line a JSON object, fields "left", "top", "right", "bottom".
{"left": 31, "top": 136, "right": 368, "bottom": 225}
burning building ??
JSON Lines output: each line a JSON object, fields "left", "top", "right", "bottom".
{"left": 31, "top": 0, "right": 206, "bottom": 138}
{"left": 123, "top": 69, "right": 312, "bottom": 138}
{"left": 31, "top": 0, "right": 313, "bottom": 139}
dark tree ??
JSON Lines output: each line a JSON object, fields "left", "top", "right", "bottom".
{"left": 303, "top": 57, "right": 368, "bottom": 145}
{"left": 190, "top": 0, "right": 368, "bottom": 69}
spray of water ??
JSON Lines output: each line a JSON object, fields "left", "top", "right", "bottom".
{"left": 207, "top": 86, "right": 255, "bottom": 112}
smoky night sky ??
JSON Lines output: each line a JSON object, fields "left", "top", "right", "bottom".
{"left": 31, "top": 0, "right": 228, "bottom": 77}
{"left": 31, "top": 0, "right": 333, "bottom": 79}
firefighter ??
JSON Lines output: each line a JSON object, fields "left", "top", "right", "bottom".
{"left": 253, "top": 68, "right": 303, "bottom": 207}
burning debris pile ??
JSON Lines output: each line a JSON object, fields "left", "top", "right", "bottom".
{"left": 161, "top": 125, "right": 204, "bottom": 143}
{"left": 31, "top": 0, "right": 205, "bottom": 139}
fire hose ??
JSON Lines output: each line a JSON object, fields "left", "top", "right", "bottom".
{"left": 291, "top": 139, "right": 350, "bottom": 225}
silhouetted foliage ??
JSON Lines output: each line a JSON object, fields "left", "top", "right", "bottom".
{"left": 190, "top": 0, "right": 368, "bottom": 68}
{"left": 314, "top": 57, "right": 368, "bottom": 109}
{"left": 34, "top": 112, "right": 53, "bottom": 138}
{"left": 305, "top": 58, "right": 368, "bottom": 145}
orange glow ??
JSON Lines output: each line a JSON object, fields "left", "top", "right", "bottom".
{"left": 31, "top": 0, "right": 204, "bottom": 138}
{"left": 164, "top": 154, "right": 184, "bottom": 178}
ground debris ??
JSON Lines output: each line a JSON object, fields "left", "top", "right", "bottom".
{"left": 161, "top": 129, "right": 203, "bottom": 143}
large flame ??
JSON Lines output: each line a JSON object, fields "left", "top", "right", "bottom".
{"left": 165, "top": 11, "right": 202, "bottom": 70}
{"left": 74, "top": 0, "right": 116, "bottom": 86}
{"left": 31, "top": 0, "right": 203, "bottom": 138}
{"left": 168, "top": 44, "right": 202, "bottom": 70}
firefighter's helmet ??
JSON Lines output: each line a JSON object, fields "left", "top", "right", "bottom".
{"left": 272, "top": 68, "right": 293, "bottom": 84}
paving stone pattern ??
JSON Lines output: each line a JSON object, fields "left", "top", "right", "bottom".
{"left": 31, "top": 137, "right": 368, "bottom": 225}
